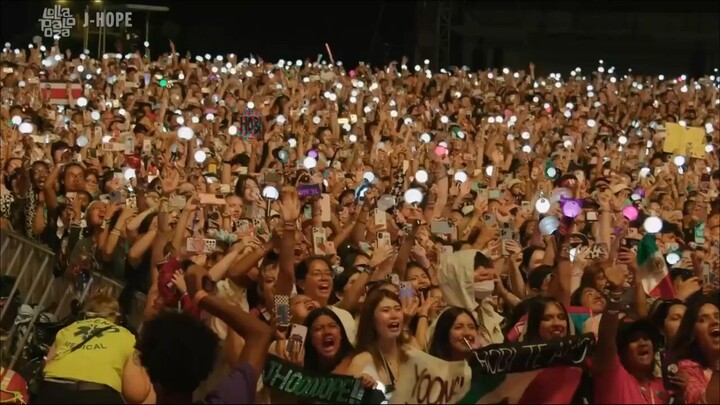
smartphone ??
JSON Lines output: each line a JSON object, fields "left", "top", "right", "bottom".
{"left": 699, "top": 174, "right": 710, "bottom": 192}
{"left": 585, "top": 211, "right": 599, "bottom": 221}
{"left": 199, "top": 193, "right": 226, "bottom": 206}
{"left": 659, "top": 348, "right": 679, "bottom": 391}
{"left": 186, "top": 237, "right": 206, "bottom": 253}
{"left": 87, "top": 148, "right": 97, "bottom": 159}
{"left": 312, "top": 227, "right": 327, "bottom": 255}
{"left": 488, "top": 189, "right": 502, "bottom": 200}
{"left": 236, "top": 219, "right": 251, "bottom": 234}
{"left": 386, "top": 273, "right": 400, "bottom": 286}
{"left": 320, "top": 194, "right": 331, "bottom": 222}
{"left": 376, "top": 232, "right": 392, "bottom": 249}
{"left": 169, "top": 195, "right": 187, "bottom": 211}
{"left": 589, "top": 243, "right": 609, "bottom": 260}
{"left": 484, "top": 213, "right": 497, "bottom": 226}
{"left": 374, "top": 208, "right": 386, "bottom": 227}
{"left": 125, "top": 195, "right": 137, "bottom": 210}
{"left": 287, "top": 324, "right": 308, "bottom": 357}
{"left": 621, "top": 238, "right": 640, "bottom": 249}
{"left": 431, "top": 220, "right": 453, "bottom": 234}
{"left": 275, "top": 295, "right": 291, "bottom": 328}
{"left": 297, "top": 184, "right": 322, "bottom": 198}
{"left": 399, "top": 282, "right": 414, "bottom": 300}
{"left": 265, "top": 172, "right": 282, "bottom": 184}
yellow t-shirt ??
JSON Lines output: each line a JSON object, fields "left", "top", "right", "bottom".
{"left": 43, "top": 317, "right": 135, "bottom": 392}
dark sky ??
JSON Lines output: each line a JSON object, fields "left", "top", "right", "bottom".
{"left": 1, "top": 0, "right": 718, "bottom": 72}
{"left": 0, "top": 0, "right": 417, "bottom": 66}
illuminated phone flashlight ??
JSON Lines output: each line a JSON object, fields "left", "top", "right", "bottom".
{"left": 521, "top": 144, "right": 532, "bottom": 153}
{"left": 705, "top": 123, "right": 714, "bottom": 134}
{"left": 485, "top": 165, "right": 494, "bottom": 176}
{"left": 76, "top": 97, "right": 88, "bottom": 108}
{"left": 363, "top": 106, "right": 372, "bottom": 114}
{"left": 618, "top": 135, "right": 628, "bottom": 145}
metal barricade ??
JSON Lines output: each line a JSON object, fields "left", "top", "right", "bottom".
{"left": 0, "top": 231, "right": 146, "bottom": 371}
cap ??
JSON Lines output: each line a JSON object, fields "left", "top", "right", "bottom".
{"left": 610, "top": 183, "right": 632, "bottom": 195}
{"left": 507, "top": 179, "right": 523, "bottom": 189}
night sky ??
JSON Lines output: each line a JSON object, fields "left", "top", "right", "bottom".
{"left": 0, "top": 0, "right": 418, "bottom": 66}
{"left": 1, "top": 0, "right": 719, "bottom": 72}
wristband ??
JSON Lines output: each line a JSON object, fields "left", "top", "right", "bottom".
{"left": 193, "top": 290, "right": 209, "bottom": 306}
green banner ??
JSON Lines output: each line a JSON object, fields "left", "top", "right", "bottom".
{"left": 263, "top": 354, "right": 380, "bottom": 404}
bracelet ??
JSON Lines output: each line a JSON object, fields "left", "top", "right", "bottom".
{"left": 110, "top": 230, "right": 121, "bottom": 236}
{"left": 418, "top": 314, "right": 428, "bottom": 320}
{"left": 193, "top": 290, "right": 209, "bottom": 306}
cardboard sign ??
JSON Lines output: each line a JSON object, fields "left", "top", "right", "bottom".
{"left": 40, "top": 81, "right": 82, "bottom": 105}
{"left": 663, "top": 122, "right": 706, "bottom": 158}
{"left": 391, "top": 349, "right": 471, "bottom": 404}
{"left": 239, "top": 108, "right": 263, "bottom": 138}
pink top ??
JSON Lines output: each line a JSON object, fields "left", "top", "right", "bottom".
{"left": 678, "top": 359, "right": 711, "bottom": 404}
{"left": 594, "top": 354, "right": 670, "bottom": 404}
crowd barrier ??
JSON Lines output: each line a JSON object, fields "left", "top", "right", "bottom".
{"left": 0, "top": 231, "right": 145, "bottom": 371}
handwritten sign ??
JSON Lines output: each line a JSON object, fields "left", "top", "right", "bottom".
{"left": 469, "top": 334, "right": 595, "bottom": 376}
{"left": 263, "top": 355, "right": 381, "bottom": 404}
{"left": 392, "top": 349, "right": 471, "bottom": 405}
{"left": 239, "top": 108, "right": 263, "bottom": 139}
{"left": 662, "top": 122, "right": 706, "bottom": 158}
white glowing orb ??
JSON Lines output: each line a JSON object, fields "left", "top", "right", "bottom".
{"left": 228, "top": 125, "right": 238, "bottom": 135}
{"left": 123, "top": 167, "right": 136, "bottom": 180}
{"left": 535, "top": 198, "right": 551, "bottom": 214}
{"left": 415, "top": 169, "right": 429, "bottom": 183}
{"left": 178, "top": 126, "right": 195, "bottom": 140}
{"left": 404, "top": 188, "right": 424, "bottom": 205}
{"left": 11, "top": 115, "right": 22, "bottom": 126}
{"left": 303, "top": 156, "right": 317, "bottom": 169}
{"left": 454, "top": 171, "right": 468, "bottom": 183}
{"left": 522, "top": 144, "right": 532, "bottom": 153}
{"left": 673, "top": 156, "right": 686, "bottom": 167}
{"left": 77, "top": 97, "right": 88, "bottom": 108}
{"left": 262, "top": 185, "right": 280, "bottom": 200}
{"left": 18, "top": 122, "right": 33, "bottom": 134}
{"left": 76, "top": 135, "right": 88, "bottom": 147}
{"left": 420, "top": 133, "right": 431, "bottom": 143}
{"left": 348, "top": 134, "right": 358, "bottom": 143}
{"left": 639, "top": 167, "right": 651, "bottom": 178}
{"left": 643, "top": 216, "right": 663, "bottom": 234}
{"left": 363, "top": 172, "right": 376, "bottom": 183}
{"left": 485, "top": 165, "right": 494, "bottom": 176}
{"left": 618, "top": 135, "right": 628, "bottom": 145}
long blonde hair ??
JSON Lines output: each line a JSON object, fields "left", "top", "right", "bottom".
{"left": 85, "top": 286, "right": 121, "bottom": 324}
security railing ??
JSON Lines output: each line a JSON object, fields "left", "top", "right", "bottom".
{"left": 0, "top": 230, "right": 145, "bottom": 371}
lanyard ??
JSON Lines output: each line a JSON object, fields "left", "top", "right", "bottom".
{"left": 640, "top": 384, "right": 655, "bottom": 405}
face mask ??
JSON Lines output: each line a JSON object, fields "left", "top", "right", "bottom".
{"left": 474, "top": 281, "right": 494, "bottom": 300}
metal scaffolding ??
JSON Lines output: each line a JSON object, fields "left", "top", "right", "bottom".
{"left": 435, "top": 1, "right": 453, "bottom": 69}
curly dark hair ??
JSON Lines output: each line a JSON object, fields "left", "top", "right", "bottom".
{"left": 137, "top": 311, "right": 220, "bottom": 396}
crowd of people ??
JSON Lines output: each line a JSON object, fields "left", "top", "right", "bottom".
{"left": 0, "top": 37, "right": 719, "bottom": 404}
